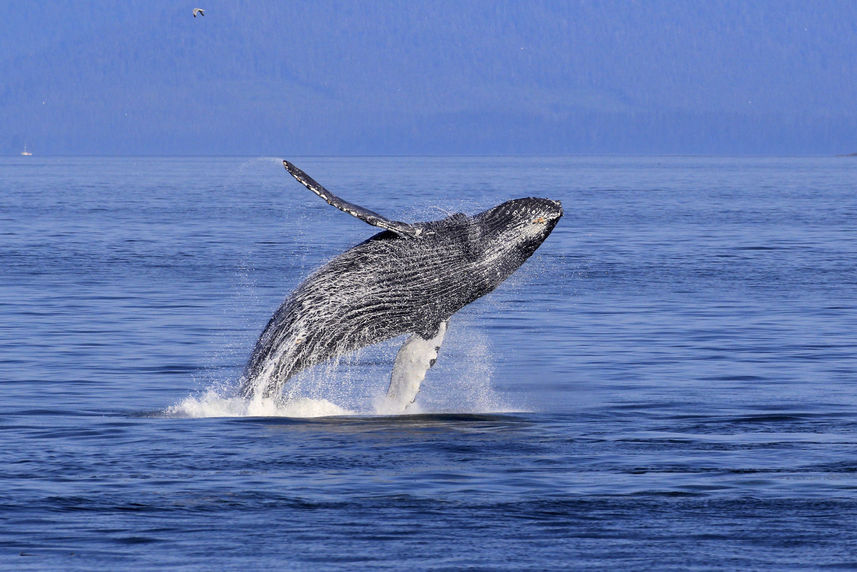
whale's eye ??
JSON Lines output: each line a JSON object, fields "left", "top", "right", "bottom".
{"left": 532, "top": 216, "right": 547, "bottom": 224}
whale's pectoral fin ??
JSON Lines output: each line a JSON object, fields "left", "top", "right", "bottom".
{"left": 384, "top": 321, "right": 448, "bottom": 411}
{"left": 283, "top": 160, "right": 422, "bottom": 238}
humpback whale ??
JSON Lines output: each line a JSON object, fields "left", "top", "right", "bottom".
{"left": 240, "top": 161, "right": 562, "bottom": 410}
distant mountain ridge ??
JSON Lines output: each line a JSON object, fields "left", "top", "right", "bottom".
{"left": 2, "top": 1, "right": 857, "bottom": 155}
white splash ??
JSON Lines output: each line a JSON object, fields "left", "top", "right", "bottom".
{"left": 164, "top": 311, "right": 525, "bottom": 419}
{"left": 165, "top": 389, "right": 354, "bottom": 418}
{"left": 372, "top": 394, "right": 424, "bottom": 416}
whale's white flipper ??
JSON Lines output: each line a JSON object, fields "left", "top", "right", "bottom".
{"left": 283, "top": 160, "right": 422, "bottom": 238}
{"left": 381, "top": 321, "right": 448, "bottom": 412}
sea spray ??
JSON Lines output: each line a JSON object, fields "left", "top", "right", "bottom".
{"left": 166, "top": 319, "right": 520, "bottom": 418}
{"left": 165, "top": 388, "right": 353, "bottom": 418}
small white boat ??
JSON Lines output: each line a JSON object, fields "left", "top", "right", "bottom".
{"left": 20, "top": 144, "right": 32, "bottom": 156}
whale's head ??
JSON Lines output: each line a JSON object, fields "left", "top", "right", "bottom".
{"left": 473, "top": 197, "right": 563, "bottom": 277}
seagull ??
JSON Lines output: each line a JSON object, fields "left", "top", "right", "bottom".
{"left": 193, "top": 8, "right": 205, "bottom": 17}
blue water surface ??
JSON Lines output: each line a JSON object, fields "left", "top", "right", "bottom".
{"left": 1, "top": 156, "right": 856, "bottom": 569}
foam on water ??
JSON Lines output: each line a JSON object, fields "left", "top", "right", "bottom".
{"left": 165, "top": 328, "right": 518, "bottom": 418}
{"left": 165, "top": 363, "right": 517, "bottom": 418}
{"left": 165, "top": 389, "right": 355, "bottom": 418}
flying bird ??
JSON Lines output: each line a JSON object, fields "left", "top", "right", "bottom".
{"left": 193, "top": 8, "right": 205, "bottom": 17}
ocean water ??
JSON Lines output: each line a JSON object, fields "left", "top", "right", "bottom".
{"left": 1, "top": 156, "right": 856, "bottom": 569}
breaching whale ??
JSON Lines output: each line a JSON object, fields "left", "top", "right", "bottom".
{"left": 239, "top": 160, "right": 562, "bottom": 410}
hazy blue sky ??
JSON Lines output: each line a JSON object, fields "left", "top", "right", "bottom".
{"left": 3, "top": 1, "right": 856, "bottom": 155}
